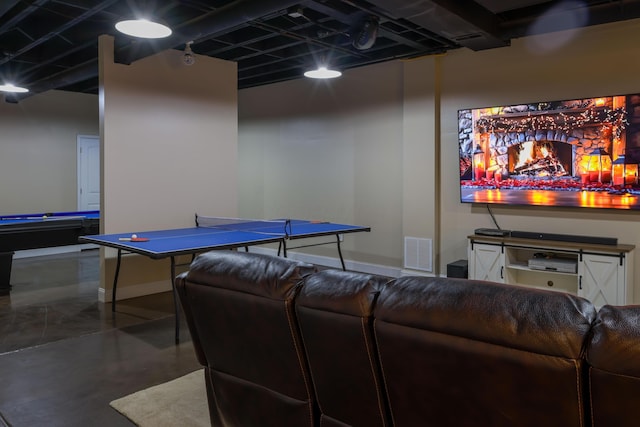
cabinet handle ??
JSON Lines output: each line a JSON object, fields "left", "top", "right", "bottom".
{"left": 579, "top": 276, "right": 582, "bottom": 290}
{"left": 500, "top": 266, "right": 504, "bottom": 279}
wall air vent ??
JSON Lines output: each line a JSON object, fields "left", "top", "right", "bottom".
{"left": 404, "top": 237, "right": 433, "bottom": 272}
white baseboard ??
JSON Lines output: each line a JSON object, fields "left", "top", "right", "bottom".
{"left": 94, "top": 250, "right": 460, "bottom": 304}
{"left": 14, "top": 244, "right": 98, "bottom": 259}
{"left": 247, "top": 247, "right": 404, "bottom": 278}
{"left": 400, "top": 269, "right": 438, "bottom": 277}
{"left": 96, "top": 249, "right": 410, "bottom": 304}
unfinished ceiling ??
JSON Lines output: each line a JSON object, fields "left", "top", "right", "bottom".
{"left": 1, "top": 0, "right": 640, "bottom": 102}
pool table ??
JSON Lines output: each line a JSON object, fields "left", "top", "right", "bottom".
{"left": 0, "top": 210, "right": 100, "bottom": 294}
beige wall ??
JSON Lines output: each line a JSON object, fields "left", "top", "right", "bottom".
{"left": 6, "top": 19, "right": 640, "bottom": 303}
{"left": 0, "top": 91, "right": 98, "bottom": 213}
{"left": 402, "top": 57, "right": 439, "bottom": 272}
{"left": 238, "top": 61, "right": 431, "bottom": 272}
{"left": 239, "top": 18, "right": 640, "bottom": 301}
{"left": 99, "top": 35, "right": 238, "bottom": 301}
{"left": 438, "top": 19, "right": 640, "bottom": 302}
{"left": 239, "top": 61, "right": 404, "bottom": 268}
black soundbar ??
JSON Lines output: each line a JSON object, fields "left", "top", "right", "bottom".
{"left": 510, "top": 230, "right": 617, "bottom": 246}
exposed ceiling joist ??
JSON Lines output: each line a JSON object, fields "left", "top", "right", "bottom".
{"left": 1, "top": 0, "right": 640, "bottom": 103}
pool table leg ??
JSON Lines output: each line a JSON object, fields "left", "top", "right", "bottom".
{"left": 0, "top": 252, "right": 13, "bottom": 295}
{"left": 112, "top": 249, "right": 122, "bottom": 312}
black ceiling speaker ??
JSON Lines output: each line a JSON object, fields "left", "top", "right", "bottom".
{"left": 352, "top": 16, "right": 379, "bottom": 50}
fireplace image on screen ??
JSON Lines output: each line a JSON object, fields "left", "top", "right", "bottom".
{"left": 458, "top": 94, "right": 640, "bottom": 210}
{"left": 508, "top": 140, "right": 572, "bottom": 178}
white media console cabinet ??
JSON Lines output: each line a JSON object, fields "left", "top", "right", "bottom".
{"left": 468, "top": 234, "right": 635, "bottom": 307}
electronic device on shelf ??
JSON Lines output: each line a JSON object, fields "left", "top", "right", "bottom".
{"left": 474, "top": 228, "right": 511, "bottom": 237}
{"left": 511, "top": 230, "right": 617, "bottom": 246}
{"left": 528, "top": 253, "right": 578, "bottom": 274}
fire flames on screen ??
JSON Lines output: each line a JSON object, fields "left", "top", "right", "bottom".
{"left": 458, "top": 93, "right": 640, "bottom": 210}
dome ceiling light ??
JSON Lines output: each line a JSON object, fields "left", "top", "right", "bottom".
{"left": 0, "top": 83, "right": 29, "bottom": 93}
{"left": 115, "top": 18, "right": 172, "bottom": 39}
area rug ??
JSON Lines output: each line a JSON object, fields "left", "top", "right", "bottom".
{"left": 110, "top": 369, "right": 210, "bottom": 427}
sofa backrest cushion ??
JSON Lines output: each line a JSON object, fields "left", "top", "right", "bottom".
{"left": 176, "top": 251, "right": 317, "bottom": 427}
{"left": 586, "top": 305, "right": 640, "bottom": 427}
{"left": 374, "top": 277, "right": 596, "bottom": 427}
{"left": 296, "top": 269, "right": 392, "bottom": 427}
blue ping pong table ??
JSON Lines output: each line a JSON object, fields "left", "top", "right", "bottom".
{"left": 79, "top": 217, "right": 370, "bottom": 343}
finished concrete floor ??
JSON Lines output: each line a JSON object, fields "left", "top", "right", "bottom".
{"left": 0, "top": 250, "right": 201, "bottom": 426}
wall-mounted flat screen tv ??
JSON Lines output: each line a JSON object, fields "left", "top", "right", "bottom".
{"left": 458, "top": 93, "right": 640, "bottom": 210}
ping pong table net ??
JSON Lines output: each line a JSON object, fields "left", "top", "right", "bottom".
{"left": 195, "top": 215, "right": 292, "bottom": 237}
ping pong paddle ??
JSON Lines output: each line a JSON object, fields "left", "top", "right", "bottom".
{"left": 118, "top": 237, "right": 150, "bottom": 242}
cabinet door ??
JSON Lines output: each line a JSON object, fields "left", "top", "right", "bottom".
{"left": 579, "top": 253, "right": 625, "bottom": 306}
{"left": 469, "top": 243, "right": 504, "bottom": 283}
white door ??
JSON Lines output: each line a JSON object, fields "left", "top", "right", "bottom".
{"left": 469, "top": 243, "right": 505, "bottom": 283}
{"left": 578, "top": 253, "right": 624, "bottom": 306}
{"left": 77, "top": 135, "right": 100, "bottom": 211}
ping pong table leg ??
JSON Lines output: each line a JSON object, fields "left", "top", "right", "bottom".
{"left": 336, "top": 234, "right": 346, "bottom": 271}
{"left": 170, "top": 256, "right": 180, "bottom": 344}
{"left": 112, "top": 249, "right": 122, "bottom": 312}
{"left": 278, "top": 236, "right": 345, "bottom": 270}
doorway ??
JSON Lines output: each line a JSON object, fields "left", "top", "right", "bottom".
{"left": 77, "top": 135, "right": 100, "bottom": 211}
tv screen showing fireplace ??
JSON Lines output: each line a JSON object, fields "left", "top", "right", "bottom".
{"left": 458, "top": 93, "right": 640, "bottom": 210}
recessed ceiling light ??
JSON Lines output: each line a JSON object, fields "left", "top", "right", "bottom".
{"left": 0, "top": 83, "right": 29, "bottom": 93}
{"left": 115, "top": 19, "right": 172, "bottom": 39}
{"left": 304, "top": 66, "right": 342, "bottom": 79}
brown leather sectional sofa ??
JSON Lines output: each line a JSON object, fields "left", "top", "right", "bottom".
{"left": 175, "top": 251, "right": 640, "bottom": 427}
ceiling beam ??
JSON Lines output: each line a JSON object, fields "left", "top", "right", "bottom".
{"left": 115, "top": 0, "right": 302, "bottom": 65}
{"left": 9, "top": 0, "right": 302, "bottom": 101}
{"left": 0, "top": 0, "right": 119, "bottom": 67}
{"left": 499, "top": 0, "right": 640, "bottom": 39}
{"left": 0, "top": 0, "right": 21, "bottom": 21}
{"left": 4, "top": 59, "right": 96, "bottom": 103}
{"left": 0, "top": 0, "right": 50, "bottom": 36}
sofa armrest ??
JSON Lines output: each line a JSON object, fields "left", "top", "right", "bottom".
{"left": 587, "top": 305, "right": 640, "bottom": 427}
{"left": 175, "top": 271, "right": 208, "bottom": 367}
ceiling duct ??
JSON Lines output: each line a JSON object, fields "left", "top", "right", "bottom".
{"left": 366, "top": 0, "right": 509, "bottom": 51}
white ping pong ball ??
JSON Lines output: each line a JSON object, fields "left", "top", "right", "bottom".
{"left": 131, "top": 234, "right": 137, "bottom": 239}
